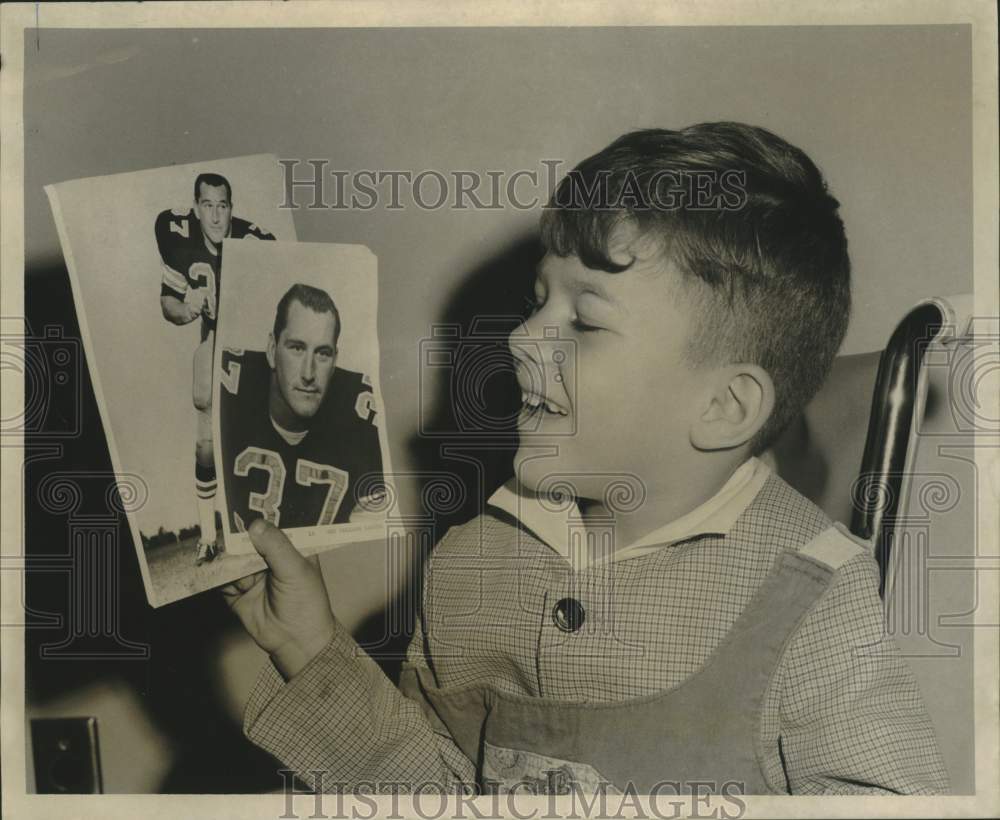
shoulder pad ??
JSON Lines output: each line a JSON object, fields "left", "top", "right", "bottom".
{"left": 232, "top": 216, "right": 273, "bottom": 239}
{"left": 333, "top": 366, "right": 365, "bottom": 388}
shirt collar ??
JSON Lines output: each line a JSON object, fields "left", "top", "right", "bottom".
{"left": 486, "top": 457, "right": 770, "bottom": 568}
{"left": 270, "top": 415, "right": 308, "bottom": 446}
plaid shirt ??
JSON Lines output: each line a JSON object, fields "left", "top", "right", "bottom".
{"left": 244, "top": 461, "right": 950, "bottom": 794}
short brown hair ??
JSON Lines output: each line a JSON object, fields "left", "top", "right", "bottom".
{"left": 541, "top": 123, "right": 851, "bottom": 453}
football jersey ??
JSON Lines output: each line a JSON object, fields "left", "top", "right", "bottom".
{"left": 218, "top": 349, "right": 384, "bottom": 531}
{"left": 155, "top": 208, "right": 275, "bottom": 337}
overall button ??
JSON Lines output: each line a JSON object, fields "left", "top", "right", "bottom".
{"left": 552, "top": 598, "right": 585, "bottom": 632}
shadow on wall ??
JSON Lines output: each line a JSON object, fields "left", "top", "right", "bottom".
{"left": 23, "top": 261, "right": 286, "bottom": 793}
{"left": 23, "top": 235, "right": 543, "bottom": 791}
{"left": 354, "top": 233, "right": 543, "bottom": 677}
{"left": 407, "top": 232, "right": 542, "bottom": 523}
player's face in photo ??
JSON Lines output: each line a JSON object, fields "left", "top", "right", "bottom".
{"left": 510, "top": 227, "right": 709, "bottom": 502}
{"left": 268, "top": 300, "right": 338, "bottom": 424}
{"left": 194, "top": 182, "right": 232, "bottom": 246}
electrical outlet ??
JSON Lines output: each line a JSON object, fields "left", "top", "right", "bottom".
{"left": 30, "top": 717, "right": 103, "bottom": 793}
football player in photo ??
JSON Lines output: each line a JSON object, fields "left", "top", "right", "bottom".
{"left": 218, "top": 284, "right": 384, "bottom": 533}
{"left": 155, "top": 173, "right": 275, "bottom": 565}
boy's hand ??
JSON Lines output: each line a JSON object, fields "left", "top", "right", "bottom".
{"left": 221, "top": 519, "right": 336, "bottom": 681}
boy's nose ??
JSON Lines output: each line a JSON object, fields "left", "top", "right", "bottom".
{"left": 508, "top": 320, "right": 540, "bottom": 366}
{"left": 508, "top": 321, "right": 572, "bottom": 398}
{"left": 301, "top": 355, "right": 316, "bottom": 382}
{"left": 509, "top": 322, "right": 542, "bottom": 388}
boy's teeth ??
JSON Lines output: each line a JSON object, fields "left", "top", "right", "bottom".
{"left": 521, "top": 391, "right": 567, "bottom": 415}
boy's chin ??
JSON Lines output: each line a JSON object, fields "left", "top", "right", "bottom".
{"left": 513, "top": 446, "right": 596, "bottom": 500}
{"left": 512, "top": 447, "right": 559, "bottom": 496}
{"left": 513, "top": 444, "right": 650, "bottom": 512}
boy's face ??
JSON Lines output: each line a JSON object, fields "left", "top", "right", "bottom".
{"left": 509, "top": 234, "right": 708, "bottom": 503}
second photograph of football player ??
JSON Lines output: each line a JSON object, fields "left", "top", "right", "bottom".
{"left": 219, "top": 284, "right": 383, "bottom": 532}
{"left": 213, "top": 241, "right": 391, "bottom": 556}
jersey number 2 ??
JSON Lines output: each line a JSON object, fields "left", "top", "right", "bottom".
{"left": 233, "top": 447, "right": 349, "bottom": 527}
{"left": 188, "top": 262, "right": 217, "bottom": 320}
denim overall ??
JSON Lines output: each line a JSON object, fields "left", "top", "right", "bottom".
{"left": 399, "top": 525, "right": 860, "bottom": 795}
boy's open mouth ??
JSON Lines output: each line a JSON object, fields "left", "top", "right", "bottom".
{"left": 520, "top": 389, "right": 569, "bottom": 416}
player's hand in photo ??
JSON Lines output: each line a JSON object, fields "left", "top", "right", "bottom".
{"left": 221, "top": 519, "right": 336, "bottom": 681}
{"left": 201, "top": 286, "right": 218, "bottom": 321}
{"left": 184, "top": 284, "right": 214, "bottom": 320}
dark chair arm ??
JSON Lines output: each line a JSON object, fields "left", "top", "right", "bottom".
{"left": 850, "top": 302, "right": 945, "bottom": 598}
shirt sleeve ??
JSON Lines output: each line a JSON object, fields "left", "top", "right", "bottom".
{"left": 232, "top": 216, "right": 276, "bottom": 241}
{"left": 154, "top": 209, "right": 189, "bottom": 298}
{"left": 765, "top": 550, "right": 951, "bottom": 794}
{"left": 249, "top": 223, "right": 276, "bottom": 240}
{"left": 242, "top": 564, "right": 477, "bottom": 791}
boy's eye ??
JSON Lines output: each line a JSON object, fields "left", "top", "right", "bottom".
{"left": 571, "top": 317, "right": 602, "bottom": 333}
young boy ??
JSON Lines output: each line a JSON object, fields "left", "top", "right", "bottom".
{"left": 223, "top": 123, "right": 950, "bottom": 795}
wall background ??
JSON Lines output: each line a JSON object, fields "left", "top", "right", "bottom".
{"left": 25, "top": 26, "right": 974, "bottom": 352}
{"left": 22, "top": 26, "right": 975, "bottom": 793}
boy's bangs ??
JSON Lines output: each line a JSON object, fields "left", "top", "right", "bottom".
{"left": 540, "top": 193, "right": 633, "bottom": 273}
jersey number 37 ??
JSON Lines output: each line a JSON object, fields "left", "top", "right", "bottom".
{"left": 233, "top": 447, "right": 349, "bottom": 528}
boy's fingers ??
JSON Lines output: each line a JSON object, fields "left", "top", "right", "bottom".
{"left": 221, "top": 570, "right": 265, "bottom": 601}
{"left": 220, "top": 582, "right": 242, "bottom": 606}
{"left": 247, "top": 519, "right": 310, "bottom": 579}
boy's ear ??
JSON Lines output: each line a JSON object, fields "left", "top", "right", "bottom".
{"left": 690, "top": 364, "right": 775, "bottom": 451}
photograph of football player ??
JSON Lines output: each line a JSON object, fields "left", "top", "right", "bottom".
{"left": 218, "top": 283, "right": 384, "bottom": 534}
{"left": 155, "top": 173, "right": 275, "bottom": 565}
